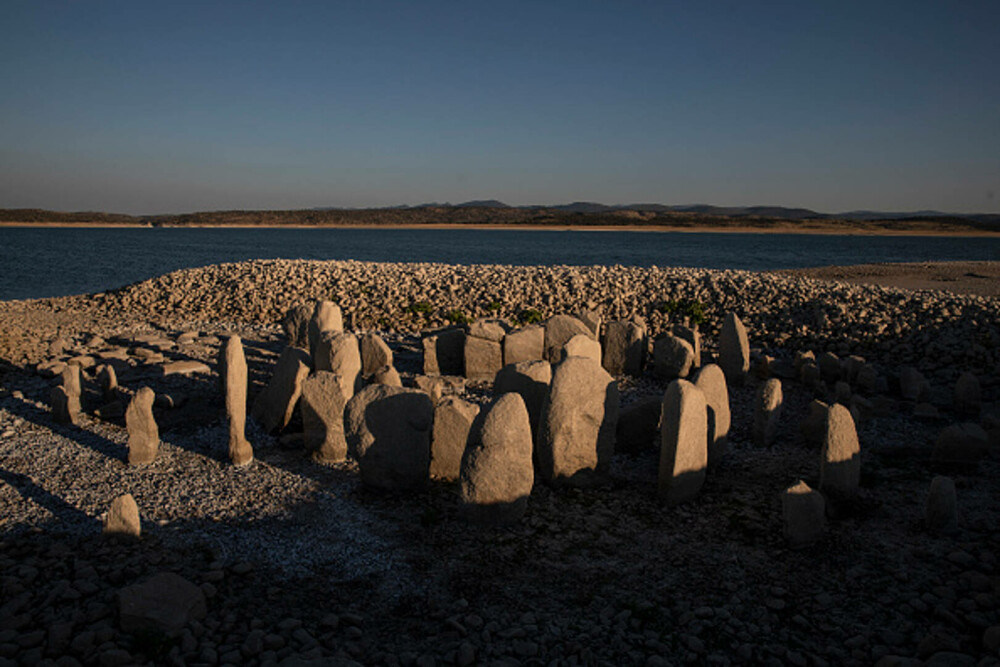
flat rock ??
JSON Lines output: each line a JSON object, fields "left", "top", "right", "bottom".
{"left": 161, "top": 360, "right": 211, "bottom": 376}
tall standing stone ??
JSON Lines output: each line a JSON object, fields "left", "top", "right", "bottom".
{"left": 818, "top": 403, "right": 860, "bottom": 502}
{"left": 652, "top": 335, "right": 694, "bottom": 380}
{"left": 360, "top": 332, "right": 393, "bottom": 378}
{"left": 460, "top": 393, "right": 535, "bottom": 524}
{"left": 422, "top": 328, "right": 465, "bottom": 376}
{"left": 250, "top": 347, "right": 312, "bottom": 434}
{"left": 103, "top": 493, "right": 141, "bottom": 538}
{"left": 753, "top": 378, "right": 783, "bottom": 447}
{"left": 494, "top": 360, "right": 552, "bottom": 447}
{"left": 307, "top": 300, "right": 344, "bottom": 354}
{"left": 693, "top": 364, "right": 730, "bottom": 467}
{"left": 431, "top": 396, "right": 480, "bottom": 481}
{"left": 719, "top": 312, "right": 750, "bottom": 385}
{"left": 658, "top": 380, "right": 708, "bottom": 505}
{"left": 51, "top": 364, "right": 82, "bottom": 425}
{"left": 543, "top": 315, "right": 595, "bottom": 364}
{"left": 299, "top": 371, "right": 348, "bottom": 463}
{"left": 925, "top": 475, "right": 958, "bottom": 534}
{"left": 314, "top": 332, "right": 362, "bottom": 403}
{"left": 282, "top": 303, "right": 314, "bottom": 349}
{"left": 464, "top": 335, "right": 503, "bottom": 380}
{"left": 602, "top": 320, "right": 645, "bottom": 376}
{"left": 96, "top": 364, "right": 118, "bottom": 402}
{"left": 220, "top": 336, "right": 253, "bottom": 466}
{"left": 537, "top": 357, "right": 619, "bottom": 486}
{"left": 504, "top": 325, "right": 545, "bottom": 365}
{"left": 126, "top": 387, "right": 159, "bottom": 465}
{"left": 782, "top": 481, "right": 825, "bottom": 548}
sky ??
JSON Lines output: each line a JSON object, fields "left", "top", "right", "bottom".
{"left": 1, "top": 1, "right": 998, "bottom": 215}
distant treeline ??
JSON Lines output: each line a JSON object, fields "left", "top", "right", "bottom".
{"left": 1, "top": 206, "right": 997, "bottom": 232}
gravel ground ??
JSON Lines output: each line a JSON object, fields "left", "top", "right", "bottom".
{"left": 0, "top": 259, "right": 998, "bottom": 666}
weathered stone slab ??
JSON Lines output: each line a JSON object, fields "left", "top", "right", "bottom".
{"left": 817, "top": 352, "right": 842, "bottom": 383}
{"left": 103, "top": 493, "right": 141, "bottom": 538}
{"left": 299, "top": 371, "right": 348, "bottom": 463}
{"left": 753, "top": 378, "right": 783, "bottom": 447}
{"left": 653, "top": 335, "right": 694, "bottom": 380}
{"left": 561, "top": 333, "right": 601, "bottom": 364}
{"left": 162, "top": 360, "right": 212, "bottom": 376}
{"left": 464, "top": 336, "right": 503, "bottom": 380}
{"left": 282, "top": 302, "right": 313, "bottom": 349}
{"left": 601, "top": 320, "right": 645, "bottom": 377}
{"left": 494, "top": 360, "right": 552, "bottom": 446}
{"left": 220, "top": 336, "right": 253, "bottom": 466}
{"left": 307, "top": 300, "right": 344, "bottom": 354}
{"left": 819, "top": 403, "right": 860, "bottom": 502}
{"left": 314, "top": 332, "right": 361, "bottom": 403}
{"left": 503, "top": 325, "right": 544, "bottom": 365}
{"left": 118, "top": 572, "right": 207, "bottom": 636}
{"left": 658, "top": 380, "right": 708, "bottom": 505}
{"left": 693, "top": 364, "right": 730, "bottom": 467}
{"left": 251, "top": 347, "right": 312, "bottom": 434}
{"left": 899, "top": 366, "right": 930, "bottom": 402}
{"left": 543, "top": 315, "right": 594, "bottom": 363}
{"left": 468, "top": 319, "right": 508, "bottom": 342}
{"left": 360, "top": 332, "right": 393, "bottom": 378}
{"left": 782, "top": 480, "right": 825, "bottom": 549}
{"left": 430, "top": 396, "right": 480, "bottom": 481}
{"left": 719, "top": 312, "right": 750, "bottom": 385}
{"left": 413, "top": 374, "right": 465, "bottom": 404}
{"left": 126, "top": 387, "right": 159, "bottom": 465}
{"left": 422, "top": 328, "right": 465, "bottom": 376}
{"left": 672, "top": 323, "right": 701, "bottom": 368}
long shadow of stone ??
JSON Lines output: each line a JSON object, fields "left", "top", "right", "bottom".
{"left": 3, "top": 394, "right": 127, "bottom": 462}
{"left": 0, "top": 467, "right": 101, "bottom": 531}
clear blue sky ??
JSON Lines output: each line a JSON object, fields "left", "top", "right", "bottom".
{"left": 1, "top": 1, "right": 997, "bottom": 215}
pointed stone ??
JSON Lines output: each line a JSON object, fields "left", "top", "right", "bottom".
{"left": 104, "top": 493, "right": 141, "bottom": 538}
{"left": 96, "top": 364, "right": 118, "bottom": 402}
{"left": 719, "top": 312, "right": 750, "bottom": 385}
{"left": 658, "top": 380, "right": 708, "bottom": 505}
{"left": 782, "top": 480, "right": 825, "bottom": 548}
{"left": 431, "top": 396, "right": 480, "bottom": 481}
{"left": 307, "top": 300, "right": 343, "bottom": 354}
{"left": 299, "top": 371, "right": 348, "bottom": 463}
{"left": 220, "top": 336, "right": 253, "bottom": 466}
{"left": 601, "top": 320, "right": 645, "bottom": 376}
{"left": 313, "top": 332, "right": 361, "bottom": 403}
{"left": 250, "top": 347, "right": 312, "bottom": 434}
{"left": 52, "top": 364, "right": 82, "bottom": 425}
{"left": 693, "top": 364, "right": 730, "bottom": 467}
{"left": 126, "top": 387, "right": 159, "bottom": 465}
{"left": 753, "top": 378, "right": 783, "bottom": 447}
{"left": 818, "top": 403, "right": 860, "bottom": 502}
{"left": 360, "top": 332, "right": 393, "bottom": 378}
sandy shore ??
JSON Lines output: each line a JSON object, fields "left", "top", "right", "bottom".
{"left": 782, "top": 261, "right": 1000, "bottom": 296}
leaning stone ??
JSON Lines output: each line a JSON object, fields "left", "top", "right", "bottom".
{"left": 953, "top": 372, "right": 981, "bottom": 416}
{"left": 422, "top": 328, "right": 465, "bottom": 376}
{"left": 561, "top": 334, "right": 601, "bottom": 363}
{"left": 719, "top": 312, "right": 750, "bottom": 385}
{"left": 344, "top": 385, "right": 434, "bottom": 491}
{"left": 693, "top": 364, "right": 730, "bottom": 467}
{"left": 220, "top": 336, "right": 253, "bottom": 466}
{"left": 299, "top": 371, "right": 348, "bottom": 463}
{"left": 460, "top": 393, "right": 534, "bottom": 524}
{"left": 782, "top": 480, "right": 826, "bottom": 549}
{"left": 104, "top": 494, "right": 141, "bottom": 538}
{"left": 653, "top": 335, "right": 694, "bottom": 380}
{"left": 818, "top": 404, "right": 860, "bottom": 502}
{"left": 464, "top": 336, "right": 503, "bottom": 380}
{"left": 800, "top": 400, "right": 829, "bottom": 447}
{"left": 307, "top": 300, "right": 344, "bottom": 354}
{"left": 250, "top": 347, "right": 312, "bottom": 434}
{"left": 933, "top": 423, "right": 989, "bottom": 465}
{"left": 117, "top": 572, "right": 207, "bottom": 637}
{"left": 753, "top": 378, "right": 783, "bottom": 447}
{"left": 672, "top": 323, "right": 701, "bottom": 368}
{"left": 537, "top": 356, "right": 619, "bottom": 486}
{"left": 543, "top": 315, "right": 594, "bottom": 363}
{"left": 601, "top": 320, "right": 645, "bottom": 376}
{"left": 925, "top": 476, "right": 958, "bottom": 534}
{"left": 359, "top": 332, "right": 393, "bottom": 378}
{"left": 369, "top": 365, "right": 402, "bottom": 388}
{"left": 126, "top": 387, "right": 159, "bottom": 465}
{"left": 494, "top": 360, "right": 552, "bottom": 445}
{"left": 503, "top": 325, "right": 544, "bottom": 365}
{"left": 614, "top": 397, "right": 661, "bottom": 454}
{"left": 314, "top": 332, "right": 362, "bottom": 403}
{"left": 161, "top": 360, "right": 212, "bottom": 376}
{"left": 468, "top": 319, "right": 508, "bottom": 342}
{"left": 431, "top": 396, "right": 480, "bottom": 481}
{"left": 96, "top": 364, "right": 118, "bottom": 402}
{"left": 413, "top": 375, "right": 465, "bottom": 404}
{"left": 282, "top": 302, "right": 314, "bottom": 349}
{"left": 658, "top": 380, "right": 708, "bottom": 505}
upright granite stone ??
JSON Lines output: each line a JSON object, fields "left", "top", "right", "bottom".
{"left": 817, "top": 352, "right": 843, "bottom": 383}
{"left": 52, "top": 364, "right": 82, "bottom": 425}
{"left": 602, "top": 320, "right": 645, "bottom": 377}
{"left": 493, "top": 360, "right": 552, "bottom": 446}
{"left": 925, "top": 475, "right": 958, "bottom": 534}
{"left": 693, "top": 364, "right": 730, "bottom": 467}
{"left": 899, "top": 366, "right": 930, "bottom": 402}
{"left": 537, "top": 356, "right": 619, "bottom": 486}
{"left": 575, "top": 308, "right": 602, "bottom": 337}
{"left": 96, "top": 364, "right": 118, "bottom": 402}
{"left": 782, "top": 480, "right": 826, "bottom": 549}
{"left": 543, "top": 314, "right": 594, "bottom": 364}
{"left": 299, "top": 371, "right": 348, "bottom": 463}
{"left": 818, "top": 403, "right": 860, "bottom": 502}
{"left": 753, "top": 378, "right": 783, "bottom": 447}
{"left": 250, "top": 347, "right": 312, "bottom": 434}
{"left": 561, "top": 333, "right": 601, "bottom": 363}
{"left": 282, "top": 302, "right": 314, "bottom": 349}
{"left": 460, "top": 393, "right": 535, "bottom": 523}
{"left": 220, "top": 336, "right": 253, "bottom": 466}
{"left": 719, "top": 312, "right": 750, "bottom": 385}
{"left": 653, "top": 335, "right": 694, "bottom": 380}
{"left": 933, "top": 422, "right": 990, "bottom": 465}
{"left": 103, "top": 493, "right": 141, "bottom": 538}
{"left": 430, "top": 396, "right": 480, "bottom": 481}
{"left": 464, "top": 335, "right": 503, "bottom": 380}
{"left": 126, "top": 387, "right": 159, "bottom": 465}
{"left": 503, "top": 325, "right": 545, "bottom": 365}
{"left": 953, "top": 372, "right": 981, "bottom": 416}
{"left": 658, "top": 380, "right": 708, "bottom": 505}
{"left": 314, "top": 332, "right": 362, "bottom": 403}
{"left": 307, "top": 300, "right": 344, "bottom": 354}
{"left": 468, "top": 319, "right": 508, "bottom": 342}
{"left": 369, "top": 365, "right": 403, "bottom": 387}
{"left": 422, "top": 328, "right": 465, "bottom": 376}
{"left": 360, "top": 332, "right": 393, "bottom": 378}
{"left": 673, "top": 323, "right": 701, "bottom": 368}
{"left": 800, "top": 399, "right": 829, "bottom": 447}
{"left": 344, "top": 385, "right": 434, "bottom": 491}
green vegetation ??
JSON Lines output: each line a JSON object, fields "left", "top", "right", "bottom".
{"left": 486, "top": 301, "right": 503, "bottom": 312}
{"left": 446, "top": 309, "right": 472, "bottom": 325}
{"left": 517, "top": 308, "right": 544, "bottom": 325}
{"left": 406, "top": 301, "right": 433, "bottom": 315}
{"left": 656, "top": 298, "right": 707, "bottom": 325}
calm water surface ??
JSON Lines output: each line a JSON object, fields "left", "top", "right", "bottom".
{"left": 1, "top": 226, "right": 997, "bottom": 300}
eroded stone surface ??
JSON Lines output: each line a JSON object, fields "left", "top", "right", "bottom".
{"left": 658, "top": 380, "right": 708, "bottom": 505}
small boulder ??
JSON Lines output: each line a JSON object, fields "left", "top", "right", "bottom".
{"left": 103, "top": 493, "right": 141, "bottom": 538}
{"left": 543, "top": 314, "right": 594, "bottom": 364}
{"left": 307, "top": 300, "right": 344, "bottom": 354}
{"left": 933, "top": 422, "right": 990, "bottom": 465}
{"left": 117, "top": 572, "right": 207, "bottom": 637}
{"left": 251, "top": 347, "right": 312, "bottom": 434}
{"left": 601, "top": 320, "right": 645, "bottom": 376}
{"left": 672, "top": 323, "right": 701, "bottom": 368}
{"left": 413, "top": 374, "right": 465, "bottom": 404}
{"left": 561, "top": 333, "right": 601, "bottom": 364}
{"left": 369, "top": 364, "right": 403, "bottom": 388}
{"left": 653, "top": 335, "right": 694, "bottom": 380}
{"left": 493, "top": 360, "right": 552, "bottom": 446}
{"left": 282, "top": 302, "right": 314, "bottom": 349}
{"left": 782, "top": 480, "right": 826, "bottom": 549}
{"left": 468, "top": 319, "right": 508, "bottom": 342}
{"left": 818, "top": 404, "right": 860, "bottom": 502}
{"left": 360, "top": 332, "right": 393, "bottom": 378}
{"left": 314, "top": 332, "right": 362, "bottom": 403}
{"left": 126, "top": 387, "right": 159, "bottom": 465}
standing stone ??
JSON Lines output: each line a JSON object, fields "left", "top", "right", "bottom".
{"left": 854, "top": 364, "right": 880, "bottom": 395}
{"left": 493, "top": 360, "right": 552, "bottom": 446}
{"left": 693, "top": 364, "right": 730, "bottom": 467}
{"left": 314, "top": 332, "right": 362, "bottom": 403}
{"left": 96, "top": 364, "right": 118, "bottom": 402}
{"left": 104, "top": 493, "right": 141, "bottom": 538}
{"left": 250, "top": 347, "right": 312, "bottom": 434}
{"left": 360, "top": 333, "right": 393, "bottom": 378}
{"left": 753, "top": 378, "right": 783, "bottom": 447}
{"left": 460, "top": 393, "right": 535, "bottom": 524}
{"left": 299, "top": 371, "right": 348, "bottom": 463}
{"left": 925, "top": 476, "right": 958, "bottom": 534}
{"left": 953, "top": 372, "right": 981, "bottom": 416}
{"left": 537, "top": 357, "right": 619, "bottom": 486}
{"left": 933, "top": 422, "right": 990, "bottom": 464}
{"left": 800, "top": 399, "right": 829, "bottom": 447}
{"left": 422, "top": 328, "right": 465, "bottom": 376}
{"left": 468, "top": 319, "right": 508, "bottom": 343}
{"left": 503, "top": 325, "right": 545, "bottom": 365}
{"left": 464, "top": 336, "right": 503, "bottom": 380}
{"left": 282, "top": 303, "right": 314, "bottom": 349}
{"left": 543, "top": 315, "right": 594, "bottom": 363}
{"left": 673, "top": 323, "right": 701, "bottom": 368}
{"left": 117, "top": 573, "right": 207, "bottom": 637}
{"left": 561, "top": 333, "right": 601, "bottom": 363}
{"left": 51, "top": 365, "right": 82, "bottom": 425}
{"left": 307, "top": 300, "right": 344, "bottom": 354}
{"left": 126, "top": 387, "right": 159, "bottom": 465}
{"left": 658, "top": 380, "right": 708, "bottom": 505}
{"left": 575, "top": 308, "right": 602, "bottom": 337}
{"left": 602, "top": 320, "right": 645, "bottom": 377}
{"left": 220, "top": 335, "right": 253, "bottom": 466}
{"left": 817, "top": 352, "right": 843, "bottom": 383}
{"left": 782, "top": 481, "right": 826, "bottom": 549}
{"left": 719, "top": 312, "right": 750, "bottom": 385}
{"left": 431, "top": 396, "right": 480, "bottom": 481}
{"left": 818, "top": 404, "right": 860, "bottom": 502}
{"left": 653, "top": 335, "right": 694, "bottom": 380}
{"left": 344, "top": 385, "right": 434, "bottom": 491}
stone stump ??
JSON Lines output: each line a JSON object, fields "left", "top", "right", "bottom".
{"left": 602, "top": 320, "right": 645, "bottom": 376}
{"left": 314, "top": 332, "right": 362, "bottom": 403}
{"left": 369, "top": 365, "right": 403, "bottom": 387}
{"left": 693, "top": 364, "right": 730, "bottom": 467}
{"left": 504, "top": 325, "right": 545, "bottom": 365}
{"left": 126, "top": 387, "right": 159, "bottom": 465}
{"left": 673, "top": 323, "right": 701, "bottom": 368}
{"left": 360, "top": 332, "right": 393, "bottom": 378}
{"left": 818, "top": 403, "right": 860, "bottom": 502}
{"left": 103, "top": 493, "right": 141, "bottom": 538}
{"left": 431, "top": 396, "right": 480, "bottom": 481}
{"left": 753, "top": 378, "right": 783, "bottom": 447}
{"left": 658, "top": 380, "right": 708, "bottom": 505}
{"left": 464, "top": 335, "right": 503, "bottom": 380}
{"left": 494, "top": 360, "right": 552, "bottom": 448}
{"left": 251, "top": 347, "right": 312, "bottom": 434}
{"left": 299, "top": 371, "right": 348, "bottom": 463}
{"left": 719, "top": 312, "right": 750, "bottom": 385}
{"left": 51, "top": 364, "right": 82, "bottom": 425}
{"left": 220, "top": 335, "right": 253, "bottom": 466}
{"left": 782, "top": 480, "right": 825, "bottom": 548}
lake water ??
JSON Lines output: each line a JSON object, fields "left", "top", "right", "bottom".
{"left": 1, "top": 226, "right": 998, "bottom": 300}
